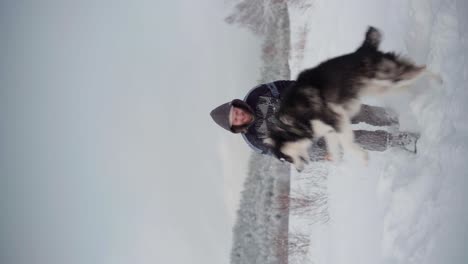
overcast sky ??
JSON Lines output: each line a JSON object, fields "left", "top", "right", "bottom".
{"left": 1, "top": 1, "right": 262, "bottom": 264}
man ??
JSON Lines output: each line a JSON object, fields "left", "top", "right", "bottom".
{"left": 210, "top": 80, "right": 418, "bottom": 161}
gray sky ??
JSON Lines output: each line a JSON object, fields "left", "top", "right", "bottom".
{"left": 1, "top": 1, "right": 261, "bottom": 264}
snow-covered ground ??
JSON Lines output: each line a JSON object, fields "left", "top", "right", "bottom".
{"left": 288, "top": 0, "right": 468, "bottom": 263}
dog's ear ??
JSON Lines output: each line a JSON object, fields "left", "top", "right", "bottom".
{"left": 263, "top": 138, "right": 275, "bottom": 147}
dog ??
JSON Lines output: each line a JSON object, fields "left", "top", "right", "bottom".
{"left": 264, "top": 26, "right": 434, "bottom": 171}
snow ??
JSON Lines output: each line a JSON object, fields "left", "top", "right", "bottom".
{"left": 288, "top": 0, "right": 468, "bottom": 263}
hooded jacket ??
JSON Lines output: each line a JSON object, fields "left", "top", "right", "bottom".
{"left": 210, "top": 80, "right": 294, "bottom": 154}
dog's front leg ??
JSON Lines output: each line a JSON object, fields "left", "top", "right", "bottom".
{"left": 323, "top": 132, "right": 341, "bottom": 162}
{"left": 328, "top": 103, "right": 368, "bottom": 164}
{"left": 344, "top": 99, "right": 362, "bottom": 119}
{"left": 337, "top": 115, "right": 369, "bottom": 164}
{"left": 311, "top": 119, "right": 341, "bottom": 162}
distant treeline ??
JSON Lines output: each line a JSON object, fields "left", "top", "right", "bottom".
{"left": 225, "top": 0, "right": 292, "bottom": 83}
{"left": 226, "top": 1, "right": 293, "bottom": 264}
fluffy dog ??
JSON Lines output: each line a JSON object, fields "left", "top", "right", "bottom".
{"left": 265, "top": 26, "right": 432, "bottom": 171}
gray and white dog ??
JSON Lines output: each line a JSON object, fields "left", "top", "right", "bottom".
{"left": 265, "top": 26, "right": 434, "bottom": 171}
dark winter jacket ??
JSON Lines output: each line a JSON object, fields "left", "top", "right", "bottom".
{"left": 242, "top": 80, "right": 294, "bottom": 153}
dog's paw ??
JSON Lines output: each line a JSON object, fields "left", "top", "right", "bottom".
{"left": 325, "top": 149, "right": 343, "bottom": 163}
{"left": 294, "top": 163, "right": 305, "bottom": 173}
{"left": 324, "top": 152, "right": 340, "bottom": 162}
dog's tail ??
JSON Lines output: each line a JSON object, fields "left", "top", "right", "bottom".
{"left": 360, "top": 26, "right": 382, "bottom": 50}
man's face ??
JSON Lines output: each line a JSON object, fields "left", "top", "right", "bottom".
{"left": 230, "top": 106, "right": 253, "bottom": 127}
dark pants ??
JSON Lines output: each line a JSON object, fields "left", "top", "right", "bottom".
{"left": 309, "top": 105, "right": 418, "bottom": 160}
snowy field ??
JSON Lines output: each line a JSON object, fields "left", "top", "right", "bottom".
{"left": 288, "top": 0, "right": 468, "bottom": 264}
